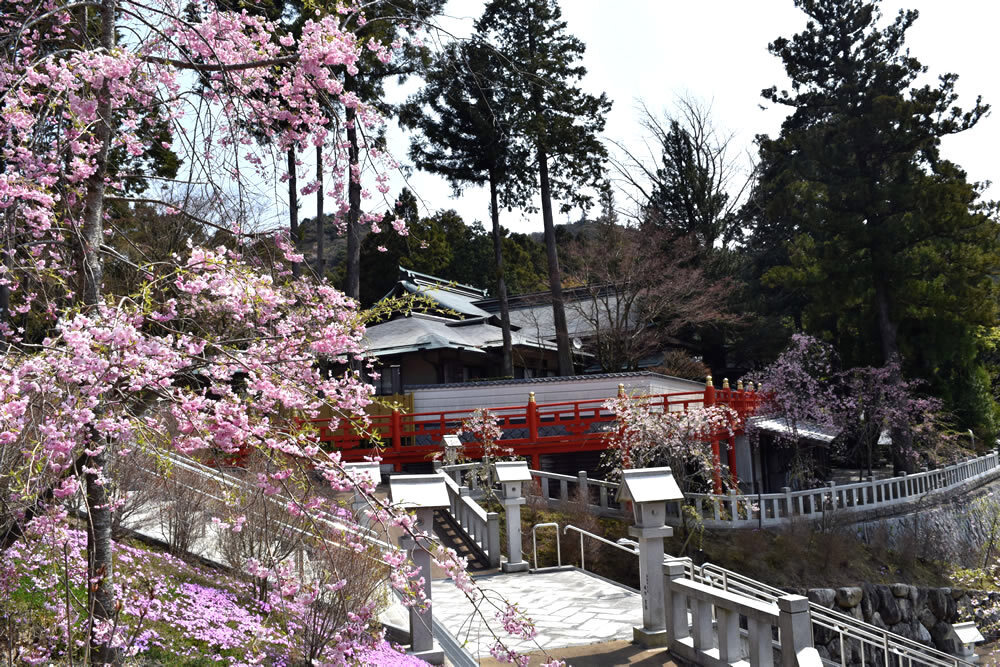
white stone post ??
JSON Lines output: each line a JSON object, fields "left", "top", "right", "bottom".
{"left": 664, "top": 559, "right": 688, "bottom": 641}
{"left": 577, "top": 470, "right": 589, "bottom": 507}
{"left": 389, "top": 474, "right": 448, "bottom": 665}
{"left": 632, "top": 519, "right": 671, "bottom": 646}
{"left": 399, "top": 507, "right": 444, "bottom": 665}
{"left": 778, "top": 594, "right": 814, "bottom": 667}
{"left": 501, "top": 494, "right": 527, "bottom": 573}
{"left": 494, "top": 461, "right": 533, "bottom": 573}
{"left": 618, "top": 467, "right": 683, "bottom": 649}
{"left": 343, "top": 462, "right": 381, "bottom": 529}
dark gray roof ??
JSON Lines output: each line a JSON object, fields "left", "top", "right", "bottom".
{"left": 363, "top": 312, "right": 554, "bottom": 358}
{"left": 381, "top": 267, "right": 491, "bottom": 318}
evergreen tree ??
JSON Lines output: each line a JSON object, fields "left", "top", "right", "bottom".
{"left": 753, "top": 0, "right": 1000, "bottom": 439}
{"left": 400, "top": 41, "right": 531, "bottom": 376}
{"left": 477, "top": 0, "right": 611, "bottom": 375}
{"left": 339, "top": 0, "right": 447, "bottom": 300}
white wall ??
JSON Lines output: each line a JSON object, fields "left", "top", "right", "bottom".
{"left": 408, "top": 373, "right": 704, "bottom": 415}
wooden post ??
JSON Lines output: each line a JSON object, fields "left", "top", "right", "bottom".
{"left": 391, "top": 409, "right": 402, "bottom": 451}
{"left": 527, "top": 392, "right": 538, "bottom": 442}
{"left": 727, "top": 435, "right": 738, "bottom": 487}
{"left": 705, "top": 376, "right": 723, "bottom": 495}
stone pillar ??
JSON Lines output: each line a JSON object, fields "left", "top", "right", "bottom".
{"left": 778, "top": 594, "right": 815, "bottom": 667}
{"left": 502, "top": 493, "right": 528, "bottom": 573}
{"left": 400, "top": 507, "right": 444, "bottom": 665}
{"left": 631, "top": 520, "right": 673, "bottom": 647}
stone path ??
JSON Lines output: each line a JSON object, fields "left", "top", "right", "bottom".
{"left": 432, "top": 568, "right": 643, "bottom": 658}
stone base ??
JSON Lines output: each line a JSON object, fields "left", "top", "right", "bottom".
{"left": 502, "top": 560, "right": 530, "bottom": 573}
{"left": 633, "top": 626, "right": 670, "bottom": 648}
{"left": 408, "top": 644, "right": 444, "bottom": 665}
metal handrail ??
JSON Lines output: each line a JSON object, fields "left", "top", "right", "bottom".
{"left": 689, "top": 560, "right": 971, "bottom": 667}
{"left": 531, "top": 522, "right": 561, "bottom": 570}
{"left": 535, "top": 522, "right": 972, "bottom": 667}
{"left": 562, "top": 524, "right": 639, "bottom": 573}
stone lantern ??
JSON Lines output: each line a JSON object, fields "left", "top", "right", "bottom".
{"left": 442, "top": 434, "right": 462, "bottom": 466}
{"left": 343, "top": 462, "right": 381, "bottom": 527}
{"left": 947, "top": 622, "right": 984, "bottom": 661}
{"left": 389, "top": 474, "right": 448, "bottom": 665}
{"left": 618, "top": 467, "right": 683, "bottom": 648}
{"left": 493, "top": 461, "right": 533, "bottom": 573}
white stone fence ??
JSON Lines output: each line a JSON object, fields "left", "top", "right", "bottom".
{"left": 686, "top": 452, "right": 999, "bottom": 529}
{"left": 440, "top": 471, "right": 501, "bottom": 568}
{"left": 664, "top": 559, "right": 820, "bottom": 667}
{"left": 489, "top": 451, "right": 1000, "bottom": 528}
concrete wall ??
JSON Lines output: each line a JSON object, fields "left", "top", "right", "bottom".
{"left": 406, "top": 373, "right": 705, "bottom": 415}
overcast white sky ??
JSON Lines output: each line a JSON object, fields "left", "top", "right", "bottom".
{"left": 272, "top": 1, "right": 1000, "bottom": 236}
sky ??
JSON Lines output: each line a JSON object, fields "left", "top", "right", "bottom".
{"left": 363, "top": 0, "right": 1000, "bottom": 235}
{"left": 263, "top": 1, "right": 1000, "bottom": 236}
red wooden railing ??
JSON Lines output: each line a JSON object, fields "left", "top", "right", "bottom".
{"left": 315, "top": 377, "right": 764, "bottom": 492}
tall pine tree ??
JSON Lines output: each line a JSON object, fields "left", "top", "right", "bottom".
{"left": 400, "top": 41, "right": 532, "bottom": 377}
{"left": 477, "top": 0, "right": 611, "bottom": 375}
{"left": 753, "top": 0, "right": 1000, "bottom": 439}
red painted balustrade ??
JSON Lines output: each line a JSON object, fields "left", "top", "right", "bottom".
{"left": 313, "top": 379, "right": 765, "bottom": 492}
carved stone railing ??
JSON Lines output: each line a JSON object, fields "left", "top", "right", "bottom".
{"left": 521, "top": 452, "right": 1000, "bottom": 528}
{"left": 665, "top": 559, "right": 821, "bottom": 667}
{"left": 440, "top": 472, "right": 501, "bottom": 568}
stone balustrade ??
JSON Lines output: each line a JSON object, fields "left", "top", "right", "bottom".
{"left": 440, "top": 472, "right": 501, "bottom": 568}
{"left": 665, "top": 559, "right": 821, "bottom": 667}
{"left": 514, "top": 452, "right": 999, "bottom": 529}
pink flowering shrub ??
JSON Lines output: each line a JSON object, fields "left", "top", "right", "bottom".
{"left": 746, "top": 334, "right": 949, "bottom": 477}
{"left": 451, "top": 408, "right": 517, "bottom": 498}
{"left": 605, "top": 396, "right": 740, "bottom": 494}
{"left": 0, "top": 511, "right": 411, "bottom": 665}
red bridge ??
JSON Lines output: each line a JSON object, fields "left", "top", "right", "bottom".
{"left": 316, "top": 378, "right": 764, "bottom": 493}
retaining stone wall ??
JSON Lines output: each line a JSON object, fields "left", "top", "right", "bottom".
{"left": 804, "top": 583, "right": 999, "bottom": 662}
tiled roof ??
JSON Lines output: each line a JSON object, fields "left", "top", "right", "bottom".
{"left": 363, "top": 312, "right": 554, "bottom": 357}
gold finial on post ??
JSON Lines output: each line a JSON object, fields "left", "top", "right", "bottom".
{"left": 722, "top": 378, "right": 730, "bottom": 389}
{"left": 737, "top": 380, "right": 744, "bottom": 391}
{"left": 756, "top": 382, "right": 763, "bottom": 392}
{"left": 706, "top": 375, "right": 713, "bottom": 388}
{"left": 528, "top": 391, "right": 535, "bottom": 403}
{"left": 617, "top": 383, "right": 625, "bottom": 397}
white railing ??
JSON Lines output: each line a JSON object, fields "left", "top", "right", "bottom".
{"left": 683, "top": 560, "right": 973, "bottom": 667}
{"left": 682, "top": 452, "right": 1000, "bottom": 528}
{"left": 523, "top": 452, "right": 1000, "bottom": 528}
{"left": 529, "top": 469, "right": 624, "bottom": 517}
{"left": 665, "top": 560, "right": 821, "bottom": 667}
{"left": 440, "top": 472, "right": 501, "bottom": 568}
{"left": 539, "top": 523, "right": 974, "bottom": 667}
{"left": 439, "top": 462, "right": 488, "bottom": 497}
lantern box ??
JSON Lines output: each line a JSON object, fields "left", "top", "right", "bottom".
{"left": 493, "top": 461, "right": 532, "bottom": 499}
{"left": 389, "top": 474, "right": 449, "bottom": 510}
{"left": 617, "top": 467, "right": 683, "bottom": 527}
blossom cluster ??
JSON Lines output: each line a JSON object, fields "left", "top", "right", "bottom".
{"left": 745, "top": 334, "right": 946, "bottom": 467}
{"left": 0, "top": 510, "right": 428, "bottom": 665}
{"left": 605, "top": 395, "right": 740, "bottom": 493}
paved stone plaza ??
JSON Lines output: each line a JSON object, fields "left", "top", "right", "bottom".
{"left": 432, "top": 568, "right": 643, "bottom": 658}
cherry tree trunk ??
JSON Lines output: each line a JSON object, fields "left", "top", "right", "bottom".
{"left": 315, "top": 145, "right": 325, "bottom": 277}
{"left": 345, "top": 105, "right": 361, "bottom": 301}
{"left": 287, "top": 148, "right": 300, "bottom": 278}
{"left": 78, "top": 0, "right": 120, "bottom": 662}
